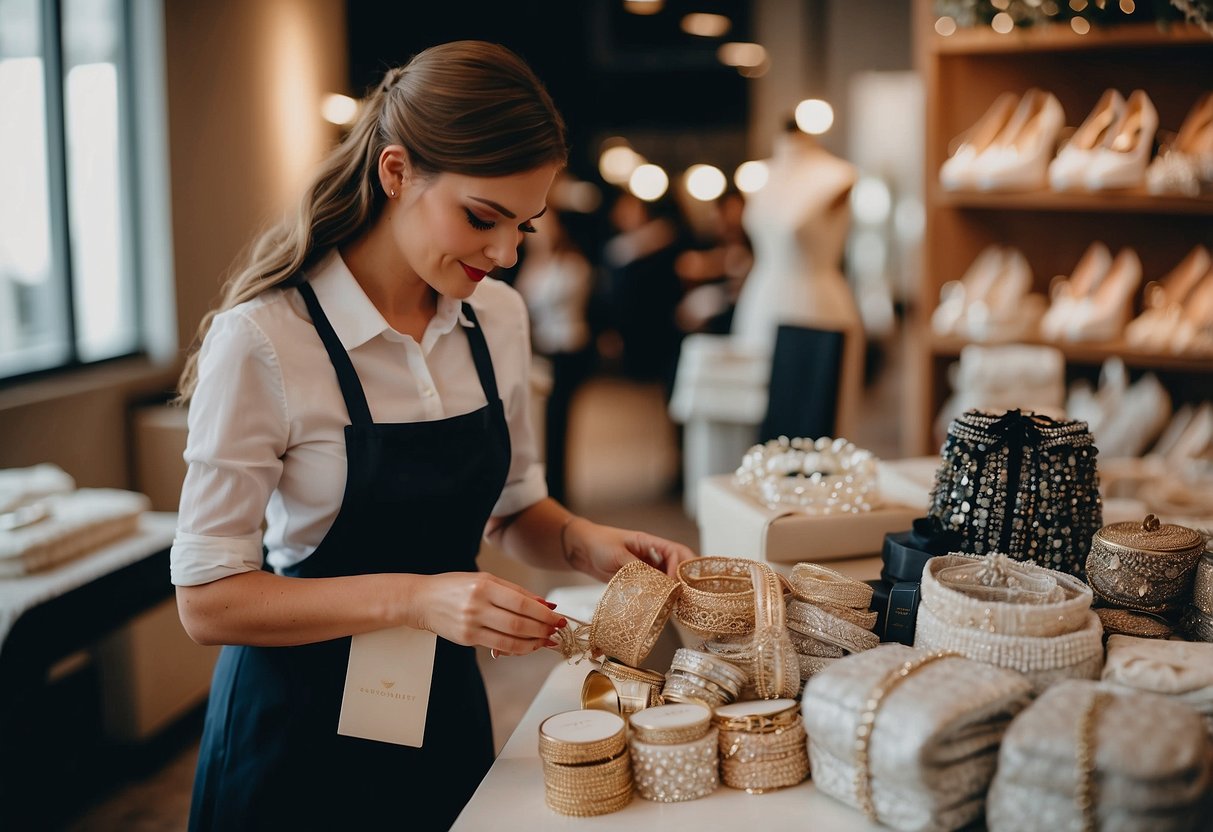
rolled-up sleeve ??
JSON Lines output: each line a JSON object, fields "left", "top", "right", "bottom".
{"left": 170, "top": 310, "right": 289, "bottom": 586}
{"left": 490, "top": 289, "right": 548, "bottom": 518}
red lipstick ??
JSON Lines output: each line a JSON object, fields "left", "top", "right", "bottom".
{"left": 459, "top": 261, "right": 488, "bottom": 282}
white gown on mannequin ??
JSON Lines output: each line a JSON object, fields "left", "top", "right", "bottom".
{"left": 731, "top": 133, "right": 860, "bottom": 351}
{"left": 669, "top": 131, "right": 862, "bottom": 516}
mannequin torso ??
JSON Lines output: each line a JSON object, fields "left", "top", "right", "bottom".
{"left": 732, "top": 133, "right": 860, "bottom": 352}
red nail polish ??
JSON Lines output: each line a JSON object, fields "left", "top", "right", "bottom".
{"left": 556, "top": 618, "right": 568, "bottom": 629}
{"left": 543, "top": 600, "right": 558, "bottom": 609}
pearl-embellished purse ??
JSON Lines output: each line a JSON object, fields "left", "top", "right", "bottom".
{"left": 988, "top": 680, "right": 1213, "bottom": 832}
{"left": 801, "top": 644, "right": 1032, "bottom": 832}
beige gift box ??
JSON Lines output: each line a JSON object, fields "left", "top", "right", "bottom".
{"left": 697, "top": 474, "right": 920, "bottom": 564}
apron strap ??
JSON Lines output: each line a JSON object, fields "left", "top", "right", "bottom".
{"left": 460, "top": 304, "right": 501, "bottom": 405}
{"left": 298, "top": 282, "right": 374, "bottom": 427}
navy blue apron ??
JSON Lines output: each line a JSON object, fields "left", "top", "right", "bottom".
{"left": 189, "top": 282, "right": 510, "bottom": 831}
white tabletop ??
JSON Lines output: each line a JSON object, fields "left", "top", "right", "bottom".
{"left": 453, "top": 658, "right": 883, "bottom": 831}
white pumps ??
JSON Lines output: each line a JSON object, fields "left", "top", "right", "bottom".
{"left": 940, "top": 93, "right": 1018, "bottom": 191}
{"left": 1147, "top": 92, "right": 1213, "bottom": 196}
{"left": 1049, "top": 89, "right": 1124, "bottom": 191}
{"left": 1063, "top": 247, "right": 1142, "bottom": 342}
{"left": 974, "top": 90, "right": 1066, "bottom": 192}
{"left": 1084, "top": 90, "right": 1158, "bottom": 190}
{"left": 931, "top": 245, "right": 1043, "bottom": 342}
{"left": 1126, "top": 245, "right": 1212, "bottom": 352}
{"left": 1039, "top": 242, "right": 1113, "bottom": 342}
{"left": 939, "top": 89, "right": 1065, "bottom": 192}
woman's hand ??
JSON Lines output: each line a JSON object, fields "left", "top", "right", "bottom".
{"left": 562, "top": 517, "right": 698, "bottom": 582}
{"left": 409, "top": 572, "right": 564, "bottom": 657}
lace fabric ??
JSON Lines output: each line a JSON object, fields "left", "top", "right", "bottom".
{"left": 589, "top": 560, "right": 681, "bottom": 666}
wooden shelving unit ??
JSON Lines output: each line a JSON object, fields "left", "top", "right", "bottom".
{"left": 909, "top": 1, "right": 1213, "bottom": 455}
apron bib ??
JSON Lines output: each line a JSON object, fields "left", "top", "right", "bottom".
{"left": 189, "top": 282, "right": 511, "bottom": 831}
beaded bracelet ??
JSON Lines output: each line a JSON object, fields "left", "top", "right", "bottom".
{"left": 629, "top": 729, "right": 720, "bottom": 803}
{"left": 590, "top": 560, "right": 681, "bottom": 666}
{"left": 629, "top": 703, "right": 713, "bottom": 745}
{"left": 541, "top": 751, "right": 634, "bottom": 817}
{"left": 922, "top": 553, "right": 1093, "bottom": 638}
{"left": 785, "top": 628, "right": 847, "bottom": 659}
{"left": 787, "top": 597, "right": 877, "bottom": 632}
{"left": 749, "top": 561, "right": 800, "bottom": 699}
{"left": 662, "top": 670, "right": 736, "bottom": 708}
{"left": 914, "top": 602, "right": 1105, "bottom": 675}
{"left": 733, "top": 436, "right": 878, "bottom": 514}
{"left": 785, "top": 602, "right": 880, "bottom": 654}
{"left": 669, "top": 648, "right": 748, "bottom": 697}
{"left": 715, "top": 699, "right": 809, "bottom": 793}
{"left": 674, "top": 557, "right": 756, "bottom": 636}
{"left": 788, "top": 562, "right": 875, "bottom": 609}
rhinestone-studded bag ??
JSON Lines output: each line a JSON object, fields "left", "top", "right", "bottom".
{"left": 928, "top": 410, "right": 1103, "bottom": 577}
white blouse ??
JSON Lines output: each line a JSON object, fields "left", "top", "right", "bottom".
{"left": 170, "top": 249, "right": 546, "bottom": 586}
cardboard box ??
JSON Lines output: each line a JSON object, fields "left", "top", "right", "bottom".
{"left": 697, "top": 475, "right": 919, "bottom": 563}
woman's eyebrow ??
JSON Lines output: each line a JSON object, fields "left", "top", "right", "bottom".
{"left": 469, "top": 196, "right": 548, "bottom": 220}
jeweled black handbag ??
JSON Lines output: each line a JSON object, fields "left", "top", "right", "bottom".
{"left": 928, "top": 409, "right": 1102, "bottom": 577}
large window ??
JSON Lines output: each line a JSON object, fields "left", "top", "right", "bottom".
{"left": 0, "top": 0, "right": 140, "bottom": 380}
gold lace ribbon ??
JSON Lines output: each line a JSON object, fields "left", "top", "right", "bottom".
{"left": 590, "top": 560, "right": 681, "bottom": 666}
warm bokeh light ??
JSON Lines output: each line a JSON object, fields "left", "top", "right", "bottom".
{"left": 717, "top": 42, "right": 767, "bottom": 68}
{"left": 321, "top": 93, "right": 358, "bottom": 126}
{"left": 992, "top": 0, "right": 1009, "bottom": 9}
{"left": 681, "top": 13, "right": 731, "bottom": 37}
{"left": 599, "top": 143, "right": 643, "bottom": 185}
{"left": 734, "top": 160, "right": 769, "bottom": 194}
{"left": 991, "top": 12, "right": 1014, "bottom": 33}
{"left": 629, "top": 163, "right": 669, "bottom": 201}
{"left": 1119, "top": 0, "right": 1135, "bottom": 12}
{"left": 934, "top": 16, "right": 958, "bottom": 36}
{"left": 851, "top": 176, "right": 892, "bottom": 225}
{"left": 1070, "top": 0, "right": 1088, "bottom": 11}
{"left": 1071, "top": 16, "right": 1091, "bottom": 33}
{"left": 794, "top": 98, "right": 834, "bottom": 135}
{"left": 623, "top": 0, "right": 663, "bottom": 14}
{"left": 685, "top": 164, "right": 726, "bottom": 201}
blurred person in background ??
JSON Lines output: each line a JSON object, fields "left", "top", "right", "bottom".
{"left": 674, "top": 188, "right": 753, "bottom": 336}
{"left": 601, "top": 190, "right": 685, "bottom": 398}
{"left": 514, "top": 206, "right": 595, "bottom": 503}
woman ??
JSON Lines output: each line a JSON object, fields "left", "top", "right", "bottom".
{"left": 172, "top": 41, "right": 696, "bottom": 831}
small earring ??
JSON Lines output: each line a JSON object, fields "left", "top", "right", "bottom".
{"left": 388, "top": 189, "right": 396, "bottom": 198}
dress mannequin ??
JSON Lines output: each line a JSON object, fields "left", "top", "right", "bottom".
{"left": 732, "top": 129, "right": 860, "bottom": 353}
{"left": 669, "top": 128, "right": 863, "bottom": 514}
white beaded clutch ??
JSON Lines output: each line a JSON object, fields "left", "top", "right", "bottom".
{"left": 801, "top": 644, "right": 1032, "bottom": 832}
{"left": 987, "top": 680, "right": 1213, "bottom": 832}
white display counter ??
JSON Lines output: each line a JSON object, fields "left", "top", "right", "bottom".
{"left": 453, "top": 658, "right": 882, "bottom": 831}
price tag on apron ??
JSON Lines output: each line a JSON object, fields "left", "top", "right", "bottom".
{"left": 337, "top": 625, "right": 437, "bottom": 747}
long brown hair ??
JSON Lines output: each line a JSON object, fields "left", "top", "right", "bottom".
{"left": 176, "top": 41, "right": 567, "bottom": 401}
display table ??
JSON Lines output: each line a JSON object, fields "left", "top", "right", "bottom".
{"left": 0, "top": 512, "right": 179, "bottom": 828}
{"left": 453, "top": 659, "right": 882, "bottom": 831}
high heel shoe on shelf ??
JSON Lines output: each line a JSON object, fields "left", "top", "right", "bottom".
{"left": 1048, "top": 89, "right": 1125, "bottom": 192}
{"left": 1038, "top": 242, "right": 1112, "bottom": 342}
{"left": 1146, "top": 92, "right": 1213, "bottom": 197}
{"left": 1125, "top": 245, "right": 1212, "bottom": 352}
{"left": 939, "top": 93, "right": 1019, "bottom": 191}
{"left": 1084, "top": 90, "right": 1158, "bottom": 191}
{"left": 1170, "top": 266, "right": 1213, "bottom": 356}
{"left": 975, "top": 90, "right": 1066, "bottom": 192}
{"left": 931, "top": 246, "right": 1044, "bottom": 342}
{"left": 961, "top": 248, "right": 1044, "bottom": 342}
{"left": 1059, "top": 247, "right": 1143, "bottom": 343}
{"left": 930, "top": 245, "right": 1004, "bottom": 336}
